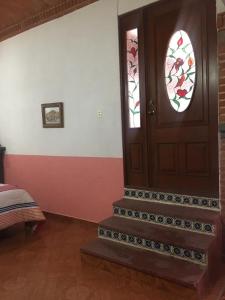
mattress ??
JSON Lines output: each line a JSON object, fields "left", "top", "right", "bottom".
{"left": 0, "top": 184, "right": 45, "bottom": 230}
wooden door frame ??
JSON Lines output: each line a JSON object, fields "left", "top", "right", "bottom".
{"left": 119, "top": 0, "right": 219, "bottom": 196}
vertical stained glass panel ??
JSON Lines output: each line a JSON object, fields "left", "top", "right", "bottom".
{"left": 126, "top": 29, "right": 140, "bottom": 128}
{"left": 165, "top": 30, "right": 196, "bottom": 112}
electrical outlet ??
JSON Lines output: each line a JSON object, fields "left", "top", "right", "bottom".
{"left": 97, "top": 111, "right": 103, "bottom": 118}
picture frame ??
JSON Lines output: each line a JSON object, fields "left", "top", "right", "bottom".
{"left": 41, "top": 102, "right": 64, "bottom": 128}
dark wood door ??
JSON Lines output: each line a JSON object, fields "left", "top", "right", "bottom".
{"left": 119, "top": 0, "right": 218, "bottom": 197}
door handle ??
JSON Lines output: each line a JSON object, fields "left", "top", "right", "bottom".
{"left": 148, "top": 100, "right": 156, "bottom": 115}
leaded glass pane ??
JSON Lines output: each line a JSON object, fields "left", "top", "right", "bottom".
{"left": 126, "top": 29, "right": 140, "bottom": 128}
{"left": 165, "top": 30, "right": 196, "bottom": 112}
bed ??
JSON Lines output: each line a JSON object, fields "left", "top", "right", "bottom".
{"left": 0, "top": 184, "right": 45, "bottom": 232}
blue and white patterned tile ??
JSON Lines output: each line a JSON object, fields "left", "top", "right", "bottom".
{"left": 98, "top": 226, "right": 207, "bottom": 265}
{"left": 113, "top": 206, "right": 215, "bottom": 235}
{"left": 124, "top": 188, "right": 220, "bottom": 211}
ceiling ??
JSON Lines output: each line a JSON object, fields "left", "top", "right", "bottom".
{"left": 0, "top": 0, "right": 97, "bottom": 41}
{"left": 0, "top": 0, "right": 63, "bottom": 32}
{"left": 0, "top": 0, "right": 223, "bottom": 42}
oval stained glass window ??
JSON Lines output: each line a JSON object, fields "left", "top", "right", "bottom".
{"left": 165, "top": 30, "right": 196, "bottom": 112}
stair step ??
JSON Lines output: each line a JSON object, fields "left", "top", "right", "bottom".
{"left": 99, "top": 216, "right": 215, "bottom": 265}
{"left": 113, "top": 198, "right": 220, "bottom": 235}
{"left": 100, "top": 216, "right": 214, "bottom": 252}
{"left": 124, "top": 188, "right": 220, "bottom": 211}
{"left": 81, "top": 238, "right": 208, "bottom": 291}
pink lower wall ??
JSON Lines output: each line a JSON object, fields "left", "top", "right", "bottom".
{"left": 4, "top": 154, "right": 124, "bottom": 223}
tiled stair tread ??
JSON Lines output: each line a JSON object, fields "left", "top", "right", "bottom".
{"left": 81, "top": 238, "right": 207, "bottom": 289}
{"left": 114, "top": 198, "right": 220, "bottom": 223}
{"left": 100, "top": 216, "right": 214, "bottom": 251}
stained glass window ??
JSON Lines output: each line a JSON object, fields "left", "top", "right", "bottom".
{"left": 165, "top": 30, "right": 196, "bottom": 112}
{"left": 126, "top": 29, "right": 140, "bottom": 128}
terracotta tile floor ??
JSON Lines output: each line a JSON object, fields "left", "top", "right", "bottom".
{"left": 0, "top": 213, "right": 224, "bottom": 300}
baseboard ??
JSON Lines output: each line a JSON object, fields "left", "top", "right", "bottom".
{"left": 43, "top": 210, "right": 97, "bottom": 226}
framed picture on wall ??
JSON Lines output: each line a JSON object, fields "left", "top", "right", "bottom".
{"left": 41, "top": 102, "right": 64, "bottom": 128}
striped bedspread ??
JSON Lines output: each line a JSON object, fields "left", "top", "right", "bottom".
{"left": 0, "top": 184, "right": 45, "bottom": 230}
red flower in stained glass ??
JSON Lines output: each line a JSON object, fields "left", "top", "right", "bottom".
{"left": 172, "top": 58, "right": 184, "bottom": 73}
{"left": 177, "top": 89, "right": 188, "bottom": 98}
{"left": 175, "top": 75, "right": 185, "bottom": 88}
{"left": 130, "top": 47, "right": 137, "bottom": 58}
{"left": 177, "top": 37, "right": 183, "bottom": 47}
{"left": 134, "top": 100, "right": 140, "bottom": 110}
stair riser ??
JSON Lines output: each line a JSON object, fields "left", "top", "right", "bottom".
{"left": 113, "top": 206, "right": 216, "bottom": 236}
{"left": 98, "top": 226, "right": 207, "bottom": 266}
{"left": 124, "top": 189, "right": 220, "bottom": 211}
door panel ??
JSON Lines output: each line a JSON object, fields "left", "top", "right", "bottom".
{"left": 157, "top": 143, "right": 178, "bottom": 174}
{"left": 145, "top": 0, "right": 218, "bottom": 196}
{"left": 185, "top": 143, "right": 209, "bottom": 175}
{"left": 119, "top": 10, "right": 148, "bottom": 188}
{"left": 129, "top": 143, "right": 144, "bottom": 173}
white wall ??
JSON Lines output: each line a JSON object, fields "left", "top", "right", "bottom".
{"left": 0, "top": 0, "right": 122, "bottom": 158}
{"left": 119, "top": 0, "right": 157, "bottom": 15}
{"left": 217, "top": 0, "right": 225, "bottom": 13}
{"left": 0, "top": 0, "right": 222, "bottom": 158}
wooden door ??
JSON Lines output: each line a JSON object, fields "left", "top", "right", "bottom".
{"left": 119, "top": 0, "right": 218, "bottom": 197}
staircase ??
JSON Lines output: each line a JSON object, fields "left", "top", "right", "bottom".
{"left": 81, "top": 188, "right": 222, "bottom": 299}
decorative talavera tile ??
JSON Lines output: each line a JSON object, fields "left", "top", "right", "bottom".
{"left": 124, "top": 188, "right": 220, "bottom": 211}
{"left": 113, "top": 206, "right": 215, "bottom": 235}
{"left": 98, "top": 227, "right": 207, "bottom": 265}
